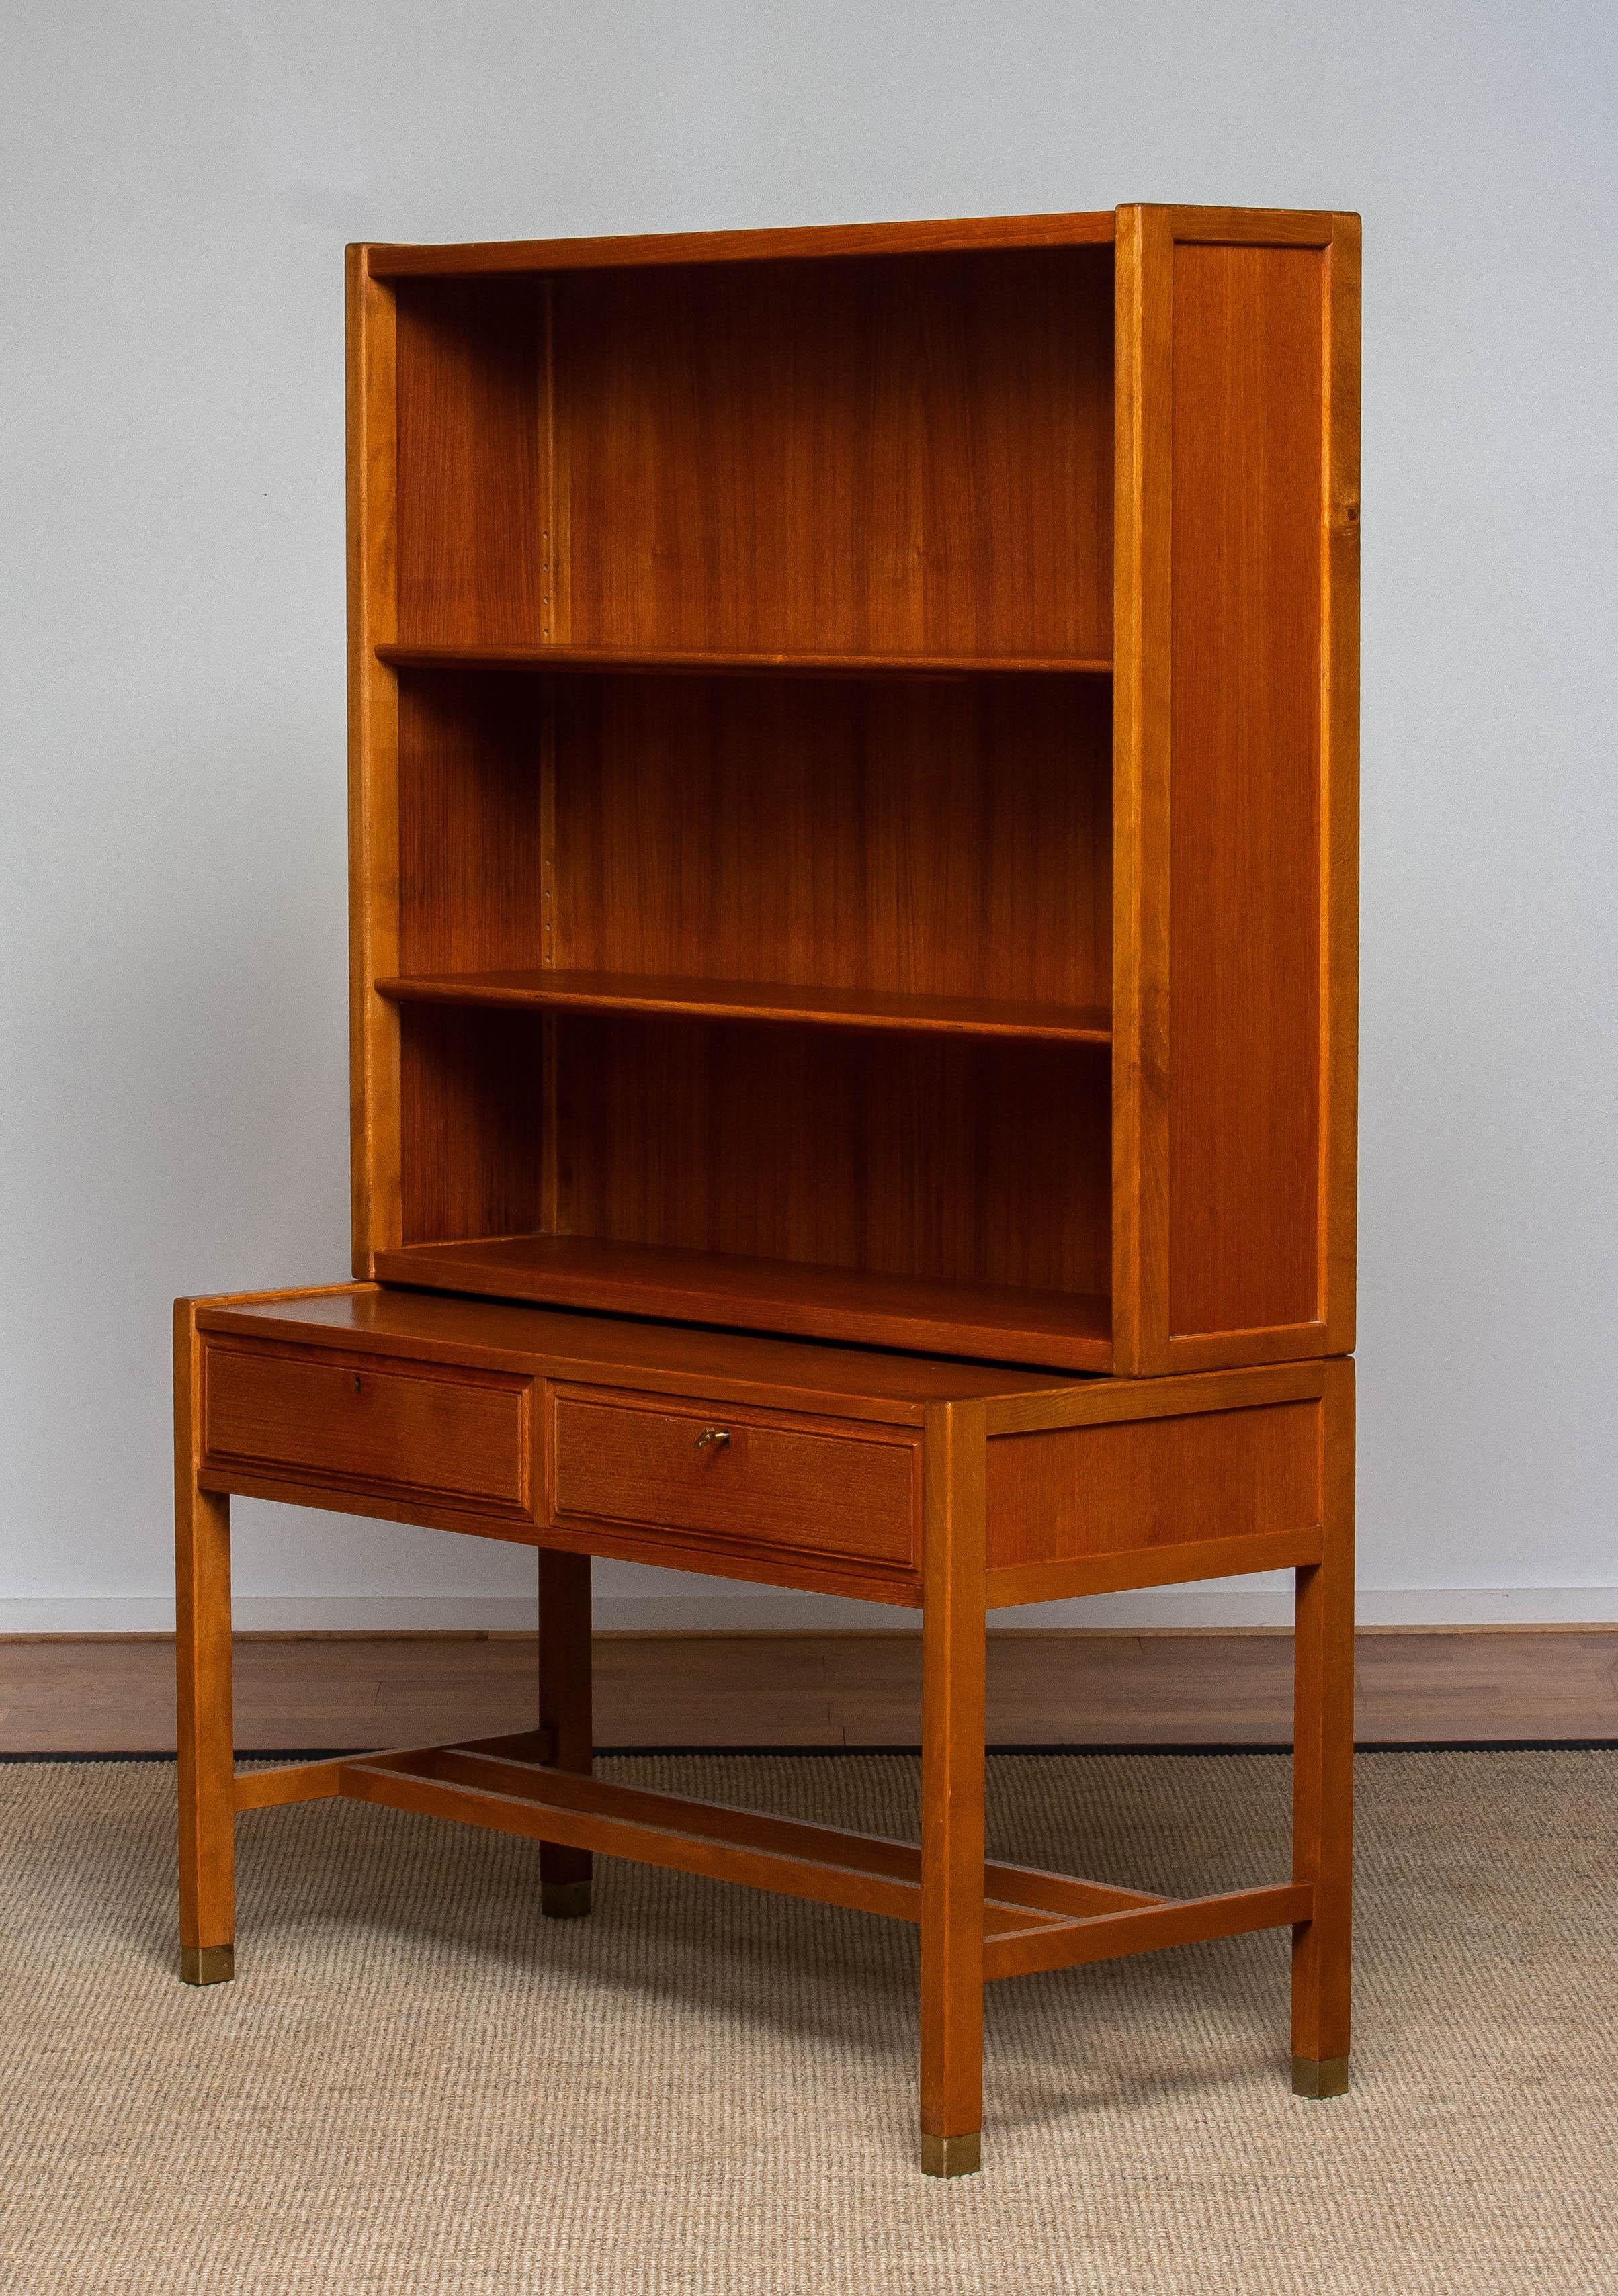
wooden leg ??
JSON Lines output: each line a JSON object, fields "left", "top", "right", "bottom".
{"left": 919, "top": 1402, "right": 987, "bottom": 2176}
{"left": 1291, "top": 1356, "right": 1355, "bottom": 2095}
{"left": 175, "top": 1302, "right": 235, "bottom": 1984}
{"left": 539, "top": 1546, "right": 594, "bottom": 1918}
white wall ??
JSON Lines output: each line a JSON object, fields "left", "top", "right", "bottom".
{"left": 3, "top": 0, "right": 1615, "bottom": 1634}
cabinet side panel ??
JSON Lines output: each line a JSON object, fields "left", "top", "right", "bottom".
{"left": 1109, "top": 207, "right": 1173, "bottom": 1373}
{"left": 986, "top": 1398, "right": 1322, "bottom": 1569}
{"left": 1320, "top": 224, "right": 1362, "bottom": 1356}
{"left": 348, "top": 250, "right": 401, "bottom": 1271}
{"left": 1166, "top": 240, "right": 1326, "bottom": 1337}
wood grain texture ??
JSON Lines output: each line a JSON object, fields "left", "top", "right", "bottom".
{"left": 550, "top": 1014, "right": 1109, "bottom": 1296}
{"left": 382, "top": 664, "right": 1113, "bottom": 1351}
{"left": 396, "top": 1003, "right": 546, "bottom": 1247}
{"left": 1292, "top": 1356, "right": 1355, "bottom": 2070}
{"left": 919, "top": 1402, "right": 988, "bottom": 2160}
{"left": 241, "top": 1729, "right": 1236, "bottom": 1990}
{"left": 546, "top": 671, "right": 1111, "bottom": 1008}
{"left": 174, "top": 1301, "right": 234, "bottom": 1962}
{"left": 984, "top": 1526, "right": 1322, "bottom": 1611}
{"left": 984, "top": 1881, "right": 1312, "bottom": 1982}
{"left": 382, "top": 288, "right": 556, "bottom": 1257}
{"left": 184, "top": 1291, "right": 938, "bottom": 1603}
{"left": 347, "top": 249, "right": 402, "bottom": 1274}
{"left": 395, "top": 671, "right": 548, "bottom": 975}
{"left": 343, "top": 1749, "right": 926, "bottom": 1923}
{"left": 394, "top": 277, "right": 545, "bottom": 644}
{"left": 15, "top": 1627, "right": 1617, "bottom": 1756}
{"left": 373, "top": 1233, "right": 1111, "bottom": 1371}
{"left": 982, "top": 1360, "right": 1327, "bottom": 1436}
{"left": 1164, "top": 208, "right": 1336, "bottom": 247}
{"left": 198, "top": 1468, "right": 925, "bottom": 1606}
{"left": 1110, "top": 206, "right": 1357, "bottom": 1372}
{"left": 348, "top": 206, "right": 1357, "bottom": 1374}
{"left": 1166, "top": 235, "right": 1325, "bottom": 1337}
{"left": 194, "top": 1285, "right": 1067, "bottom": 1420}
{"left": 537, "top": 1547, "right": 594, "bottom": 1905}
{"left": 182, "top": 1305, "right": 1340, "bottom": 1607}
{"left": 247, "top": 208, "right": 1372, "bottom": 2154}
{"left": 329, "top": 1746, "right": 1074, "bottom": 1949}
{"left": 550, "top": 1388, "right": 919, "bottom": 1566}
{"left": 378, "top": 971, "right": 1111, "bottom": 1046}
{"left": 1163, "top": 1321, "right": 1332, "bottom": 1374}
{"left": 1109, "top": 204, "right": 1173, "bottom": 1376}
{"left": 364, "top": 211, "right": 1117, "bottom": 278}
{"left": 202, "top": 1339, "right": 534, "bottom": 1518}
{"left": 234, "top": 1738, "right": 1310, "bottom": 1980}
{"left": 553, "top": 249, "right": 1113, "bottom": 659}
{"left": 235, "top": 1757, "right": 347, "bottom": 1810}
{"left": 451, "top": 1740, "right": 1046, "bottom": 1921}
{"left": 1320, "top": 217, "right": 1363, "bottom": 1356}
{"left": 378, "top": 642, "right": 1113, "bottom": 676}
{"left": 985, "top": 1401, "right": 1322, "bottom": 1571}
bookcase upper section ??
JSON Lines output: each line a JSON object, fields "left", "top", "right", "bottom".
{"left": 347, "top": 206, "right": 1359, "bottom": 1378}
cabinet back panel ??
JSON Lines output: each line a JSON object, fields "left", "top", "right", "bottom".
{"left": 552, "top": 674, "right": 1111, "bottom": 1007}
{"left": 395, "top": 278, "right": 545, "bottom": 644}
{"left": 396, "top": 672, "right": 548, "bottom": 974}
{"left": 555, "top": 1014, "right": 1110, "bottom": 1299}
{"left": 1167, "top": 242, "right": 1324, "bottom": 1335}
{"left": 553, "top": 249, "right": 1113, "bottom": 658}
{"left": 400, "top": 1004, "right": 546, "bottom": 1245}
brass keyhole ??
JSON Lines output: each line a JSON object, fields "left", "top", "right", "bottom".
{"left": 352, "top": 1374, "right": 362, "bottom": 1395}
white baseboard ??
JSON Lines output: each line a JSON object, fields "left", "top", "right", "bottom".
{"left": 592, "top": 1585, "right": 1618, "bottom": 1631}
{"left": 2, "top": 1587, "right": 1614, "bottom": 1634}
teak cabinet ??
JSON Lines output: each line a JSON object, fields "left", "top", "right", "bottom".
{"left": 175, "top": 206, "right": 1359, "bottom": 2180}
{"left": 347, "top": 204, "right": 1359, "bottom": 1376}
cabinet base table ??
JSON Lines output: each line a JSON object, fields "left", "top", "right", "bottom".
{"left": 175, "top": 1283, "right": 1354, "bottom": 2176}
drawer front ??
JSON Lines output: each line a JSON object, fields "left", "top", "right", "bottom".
{"left": 550, "top": 1388, "right": 917, "bottom": 1566}
{"left": 203, "top": 1340, "right": 534, "bottom": 1515}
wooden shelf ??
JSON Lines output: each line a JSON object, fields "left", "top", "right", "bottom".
{"left": 376, "top": 971, "right": 1112, "bottom": 1047}
{"left": 377, "top": 642, "right": 1112, "bottom": 680}
{"left": 372, "top": 1236, "right": 1113, "bottom": 1372}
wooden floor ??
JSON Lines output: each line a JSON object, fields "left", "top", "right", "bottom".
{"left": 3, "top": 1629, "right": 1615, "bottom": 1753}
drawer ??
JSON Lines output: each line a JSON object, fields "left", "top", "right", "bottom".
{"left": 202, "top": 1339, "right": 535, "bottom": 1517}
{"left": 550, "top": 1386, "right": 917, "bottom": 1566}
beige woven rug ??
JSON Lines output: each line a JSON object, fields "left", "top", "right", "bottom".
{"left": 2, "top": 1751, "right": 1613, "bottom": 2294}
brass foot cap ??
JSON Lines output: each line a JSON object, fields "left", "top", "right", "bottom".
{"left": 180, "top": 1943, "right": 235, "bottom": 1986}
{"left": 1292, "top": 2054, "right": 1350, "bottom": 2099}
{"left": 920, "top": 2132, "right": 982, "bottom": 2178}
{"left": 541, "top": 1880, "right": 593, "bottom": 1920}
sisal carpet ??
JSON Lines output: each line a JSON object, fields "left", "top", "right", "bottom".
{"left": 1, "top": 1751, "right": 1613, "bottom": 2294}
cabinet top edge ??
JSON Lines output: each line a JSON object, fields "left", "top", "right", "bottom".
{"left": 360, "top": 210, "right": 1118, "bottom": 277}
{"left": 357, "top": 206, "right": 1358, "bottom": 279}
